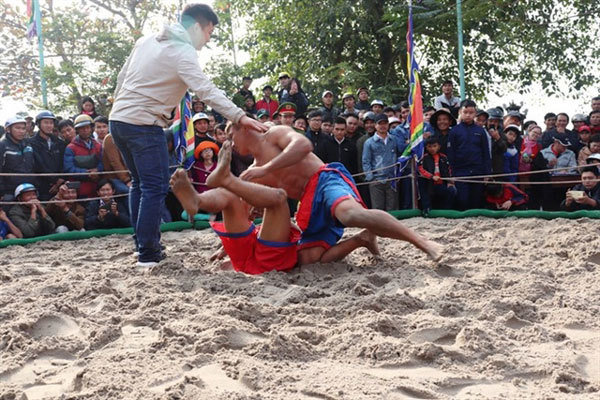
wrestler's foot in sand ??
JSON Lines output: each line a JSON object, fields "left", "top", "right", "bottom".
{"left": 424, "top": 240, "right": 444, "bottom": 263}
{"left": 357, "top": 229, "right": 380, "bottom": 256}
{"left": 206, "top": 141, "right": 233, "bottom": 188}
{"left": 169, "top": 169, "right": 200, "bottom": 218}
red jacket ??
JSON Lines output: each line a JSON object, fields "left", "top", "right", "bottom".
{"left": 64, "top": 137, "right": 103, "bottom": 198}
{"left": 256, "top": 98, "right": 279, "bottom": 119}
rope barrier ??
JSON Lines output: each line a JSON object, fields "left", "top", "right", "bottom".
{"left": 0, "top": 193, "right": 129, "bottom": 206}
{"left": 443, "top": 177, "right": 600, "bottom": 185}
{"left": 0, "top": 165, "right": 182, "bottom": 177}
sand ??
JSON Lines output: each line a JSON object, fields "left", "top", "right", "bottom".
{"left": 0, "top": 217, "right": 599, "bottom": 399}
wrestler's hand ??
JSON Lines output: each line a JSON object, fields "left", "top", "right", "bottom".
{"left": 239, "top": 115, "right": 268, "bottom": 133}
{"left": 240, "top": 165, "right": 268, "bottom": 181}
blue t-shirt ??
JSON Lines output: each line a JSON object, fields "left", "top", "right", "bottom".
{"left": 0, "top": 221, "right": 8, "bottom": 239}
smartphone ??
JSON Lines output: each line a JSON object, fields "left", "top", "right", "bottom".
{"left": 66, "top": 181, "right": 81, "bottom": 190}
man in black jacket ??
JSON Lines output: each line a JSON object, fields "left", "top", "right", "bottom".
{"left": 305, "top": 110, "right": 329, "bottom": 161}
{"left": 0, "top": 117, "right": 36, "bottom": 201}
{"left": 560, "top": 166, "right": 600, "bottom": 211}
{"left": 30, "top": 110, "right": 67, "bottom": 200}
{"left": 84, "top": 179, "right": 130, "bottom": 230}
{"left": 320, "top": 117, "right": 358, "bottom": 175}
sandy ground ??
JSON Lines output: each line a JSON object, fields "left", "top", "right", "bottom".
{"left": 0, "top": 217, "right": 599, "bottom": 400}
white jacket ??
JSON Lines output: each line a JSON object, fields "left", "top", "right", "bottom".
{"left": 110, "top": 23, "right": 244, "bottom": 128}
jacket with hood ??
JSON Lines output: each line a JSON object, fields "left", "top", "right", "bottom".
{"left": 110, "top": 23, "right": 245, "bottom": 128}
{"left": 0, "top": 135, "right": 36, "bottom": 197}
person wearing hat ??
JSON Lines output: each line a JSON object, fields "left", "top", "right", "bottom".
{"left": 8, "top": 183, "right": 55, "bottom": 238}
{"left": 355, "top": 87, "right": 370, "bottom": 111}
{"left": 256, "top": 109, "right": 270, "bottom": 123}
{"left": 561, "top": 166, "right": 600, "bottom": 211}
{"left": 370, "top": 99, "right": 384, "bottom": 115}
{"left": 191, "top": 96, "right": 206, "bottom": 115}
{"left": 362, "top": 114, "right": 403, "bottom": 211}
{"left": 540, "top": 136, "right": 577, "bottom": 177}
{"left": 430, "top": 108, "right": 456, "bottom": 154}
{"left": 342, "top": 93, "right": 358, "bottom": 116}
{"left": 502, "top": 125, "right": 521, "bottom": 183}
{"left": 276, "top": 102, "right": 297, "bottom": 127}
{"left": 191, "top": 140, "right": 219, "bottom": 195}
{"left": 0, "top": 116, "right": 37, "bottom": 201}
{"left": 256, "top": 85, "right": 279, "bottom": 119}
{"left": 192, "top": 112, "right": 216, "bottom": 148}
{"left": 572, "top": 113, "right": 588, "bottom": 134}
{"left": 276, "top": 72, "right": 291, "bottom": 102}
{"left": 475, "top": 109, "right": 489, "bottom": 128}
{"left": 319, "top": 90, "right": 340, "bottom": 121}
{"left": 21, "top": 114, "right": 35, "bottom": 138}
{"left": 578, "top": 132, "right": 600, "bottom": 166}
{"left": 280, "top": 78, "right": 309, "bottom": 116}
{"left": 232, "top": 76, "right": 255, "bottom": 108}
{"left": 64, "top": 115, "right": 103, "bottom": 198}
{"left": 572, "top": 124, "right": 592, "bottom": 158}
{"left": 293, "top": 115, "right": 308, "bottom": 133}
{"left": 433, "top": 80, "right": 461, "bottom": 117}
{"left": 29, "top": 110, "right": 67, "bottom": 201}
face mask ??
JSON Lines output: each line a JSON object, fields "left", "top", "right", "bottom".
{"left": 188, "top": 22, "right": 208, "bottom": 50}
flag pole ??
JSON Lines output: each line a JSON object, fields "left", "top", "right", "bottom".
{"left": 456, "top": 0, "right": 466, "bottom": 100}
{"left": 34, "top": 0, "right": 48, "bottom": 108}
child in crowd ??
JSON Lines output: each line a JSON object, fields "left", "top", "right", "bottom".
{"left": 485, "top": 182, "right": 528, "bottom": 211}
{"left": 0, "top": 208, "right": 22, "bottom": 240}
{"left": 503, "top": 125, "right": 520, "bottom": 182}
{"left": 560, "top": 166, "right": 600, "bottom": 211}
{"left": 519, "top": 125, "right": 542, "bottom": 173}
{"left": 417, "top": 136, "right": 456, "bottom": 213}
{"left": 190, "top": 141, "right": 219, "bottom": 194}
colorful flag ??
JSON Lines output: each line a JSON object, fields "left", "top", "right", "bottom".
{"left": 399, "top": 3, "right": 424, "bottom": 163}
{"left": 26, "top": 0, "right": 37, "bottom": 39}
{"left": 171, "top": 92, "right": 196, "bottom": 169}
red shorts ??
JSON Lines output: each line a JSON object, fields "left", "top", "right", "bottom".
{"left": 210, "top": 222, "right": 301, "bottom": 275}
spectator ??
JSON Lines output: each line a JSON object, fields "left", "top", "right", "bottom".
{"left": 293, "top": 115, "right": 307, "bottom": 133}
{"left": 191, "top": 96, "right": 206, "bottom": 115}
{"left": 590, "top": 110, "right": 600, "bottom": 135}
{"left": 389, "top": 117, "right": 401, "bottom": 131}
{"left": 591, "top": 96, "right": 600, "bottom": 113}
{"left": 475, "top": 109, "right": 489, "bottom": 128}
{"left": 542, "top": 112, "right": 557, "bottom": 137}
{"left": 573, "top": 124, "right": 592, "bottom": 159}
{"left": 192, "top": 112, "right": 215, "bottom": 148}
{"left": 214, "top": 123, "right": 227, "bottom": 146}
{"left": 356, "top": 111, "right": 377, "bottom": 208}
{"left": 277, "top": 102, "right": 296, "bottom": 127}
{"left": 276, "top": 72, "right": 291, "bottom": 102}
{"left": 84, "top": 179, "right": 130, "bottom": 230}
{"left": 502, "top": 125, "right": 520, "bottom": 182}
{"left": 8, "top": 183, "right": 55, "bottom": 238}
{"left": 355, "top": 87, "right": 370, "bottom": 111}
{"left": 255, "top": 85, "right": 278, "bottom": 119}
{"left": 191, "top": 141, "right": 218, "bottom": 194}
{"left": 23, "top": 115, "right": 35, "bottom": 138}
{"left": 447, "top": 99, "right": 491, "bottom": 210}
{"left": 433, "top": 80, "right": 461, "bottom": 118}
{"left": 64, "top": 114, "right": 103, "bottom": 198}
{"left": 31, "top": 110, "right": 66, "bottom": 201}
{"left": 541, "top": 112, "right": 577, "bottom": 151}
{"left": 58, "top": 119, "right": 76, "bottom": 144}
{"left": 572, "top": 113, "right": 588, "bottom": 134}
{"left": 519, "top": 125, "right": 542, "bottom": 173}
{"left": 321, "top": 116, "right": 333, "bottom": 135}
{"left": 370, "top": 99, "right": 384, "bottom": 115}
{"left": 344, "top": 114, "right": 362, "bottom": 145}
{"left": 484, "top": 182, "right": 528, "bottom": 211}
{"left": 243, "top": 95, "right": 257, "bottom": 115}
{"left": 79, "top": 96, "right": 99, "bottom": 120}
{"left": 342, "top": 92, "right": 359, "bottom": 116}
{"left": 430, "top": 108, "right": 456, "bottom": 155}
{"left": 232, "top": 76, "right": 254, "bottom": 108}
{"left": 418, "top": 136, "right": 456, "bottom": 213}
{"left": 305, "top": 110, "right": 328, "bottom": 161}
{"left": 164, "top": 129, "right": 184, "bottom": 221}
{"left": 319, "top": 90, "right": 340, "bottom": 121}
{"left": 579, "top": 132, "right": 600, "bottom": 166}
{"left": 45, "top": 182, "right": 85, "bottom": 232}
{"left": 540, "top": 137, "right": 577, "bottom": 175}
{"left": 0, "top": 208, "right": 22, "bottom": 240}
{"left": 0, "top": 116, "right": 36, "bottom": 201}
{"left": 383, "top": 107, "right": 395, "bottom": 119}
{"left": 256, "top": 109, "right": 270, "bottom": 123}
{"left": 93, "top": 115, "right": 109, "bottom": 142}
{"left": 102, "top": 133, "right": 131, "bottom": 194}
{"left": 280, "top": 78, "right": 309, "bottom": 116}
{"left": 321, "top": 117, "right": 358, "bottom": 175}
{"left": 561, "top": 167, "right": 600, "bottom": 211}
{"left": 423, "top": 106, "right": 436, "bottom": 124}
{"left": 207, "top": 112, "right": 217, "bottom": 136}
{"left": 362, "top": 114, "right": 402, "bottom": 211}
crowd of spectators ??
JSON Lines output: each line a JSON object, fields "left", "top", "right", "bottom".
{"left": 1, "top": 79, "right": 599, "bottom": 240}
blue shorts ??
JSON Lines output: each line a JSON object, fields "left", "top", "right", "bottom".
{"left": 295, "top": 163, "right": 364, "bottom": 249}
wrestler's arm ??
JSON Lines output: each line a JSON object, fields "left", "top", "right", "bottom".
{"left": 261, "top": 128, "right": 314, "bottom": 172}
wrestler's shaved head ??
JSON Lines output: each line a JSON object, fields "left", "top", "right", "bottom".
{"left": 226, "top": 121, "right": 259, "bottom": 156}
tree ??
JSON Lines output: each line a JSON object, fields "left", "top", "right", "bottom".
{"left": 0, "top": 0, "right": 171, "bottom": 115}
{"left": 210, "top": 0, "right": 600, "bottom": 107}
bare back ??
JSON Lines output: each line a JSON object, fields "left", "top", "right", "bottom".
{"left": 236, "top": 126, "right": 323, "bottom": 199}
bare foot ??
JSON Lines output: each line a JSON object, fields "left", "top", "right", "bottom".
{"left": 424, "top": 240, "right": 444, "bottom": 263}
{"left": 210, "top": 246, "right": 227, "bottom": 261}
{"left": 169, "top": 169, "right": 200, "bottom": 219}
{"left": 357, "top": 229, "right": 380, "bottom": 256}
{"left": 206, "top": 141, "right": 233, "bottom": 188}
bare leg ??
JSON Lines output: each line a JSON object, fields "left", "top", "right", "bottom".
{"left": 319, "top": 229, "right": 379, "bottom": 263}
{"left": 334, "top": 199, "right": 443, "bottom": 261}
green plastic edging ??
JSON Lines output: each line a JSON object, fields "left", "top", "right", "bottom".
{"left": 424, "top": 209, "right": 600, "bottom": 220}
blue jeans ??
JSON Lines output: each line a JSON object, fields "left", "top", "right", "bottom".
{"left": 418, "top": 178, "right": 456, "bottom": 210}
{"left": 109, "top": 121, "right": 169, "bottom": 262}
